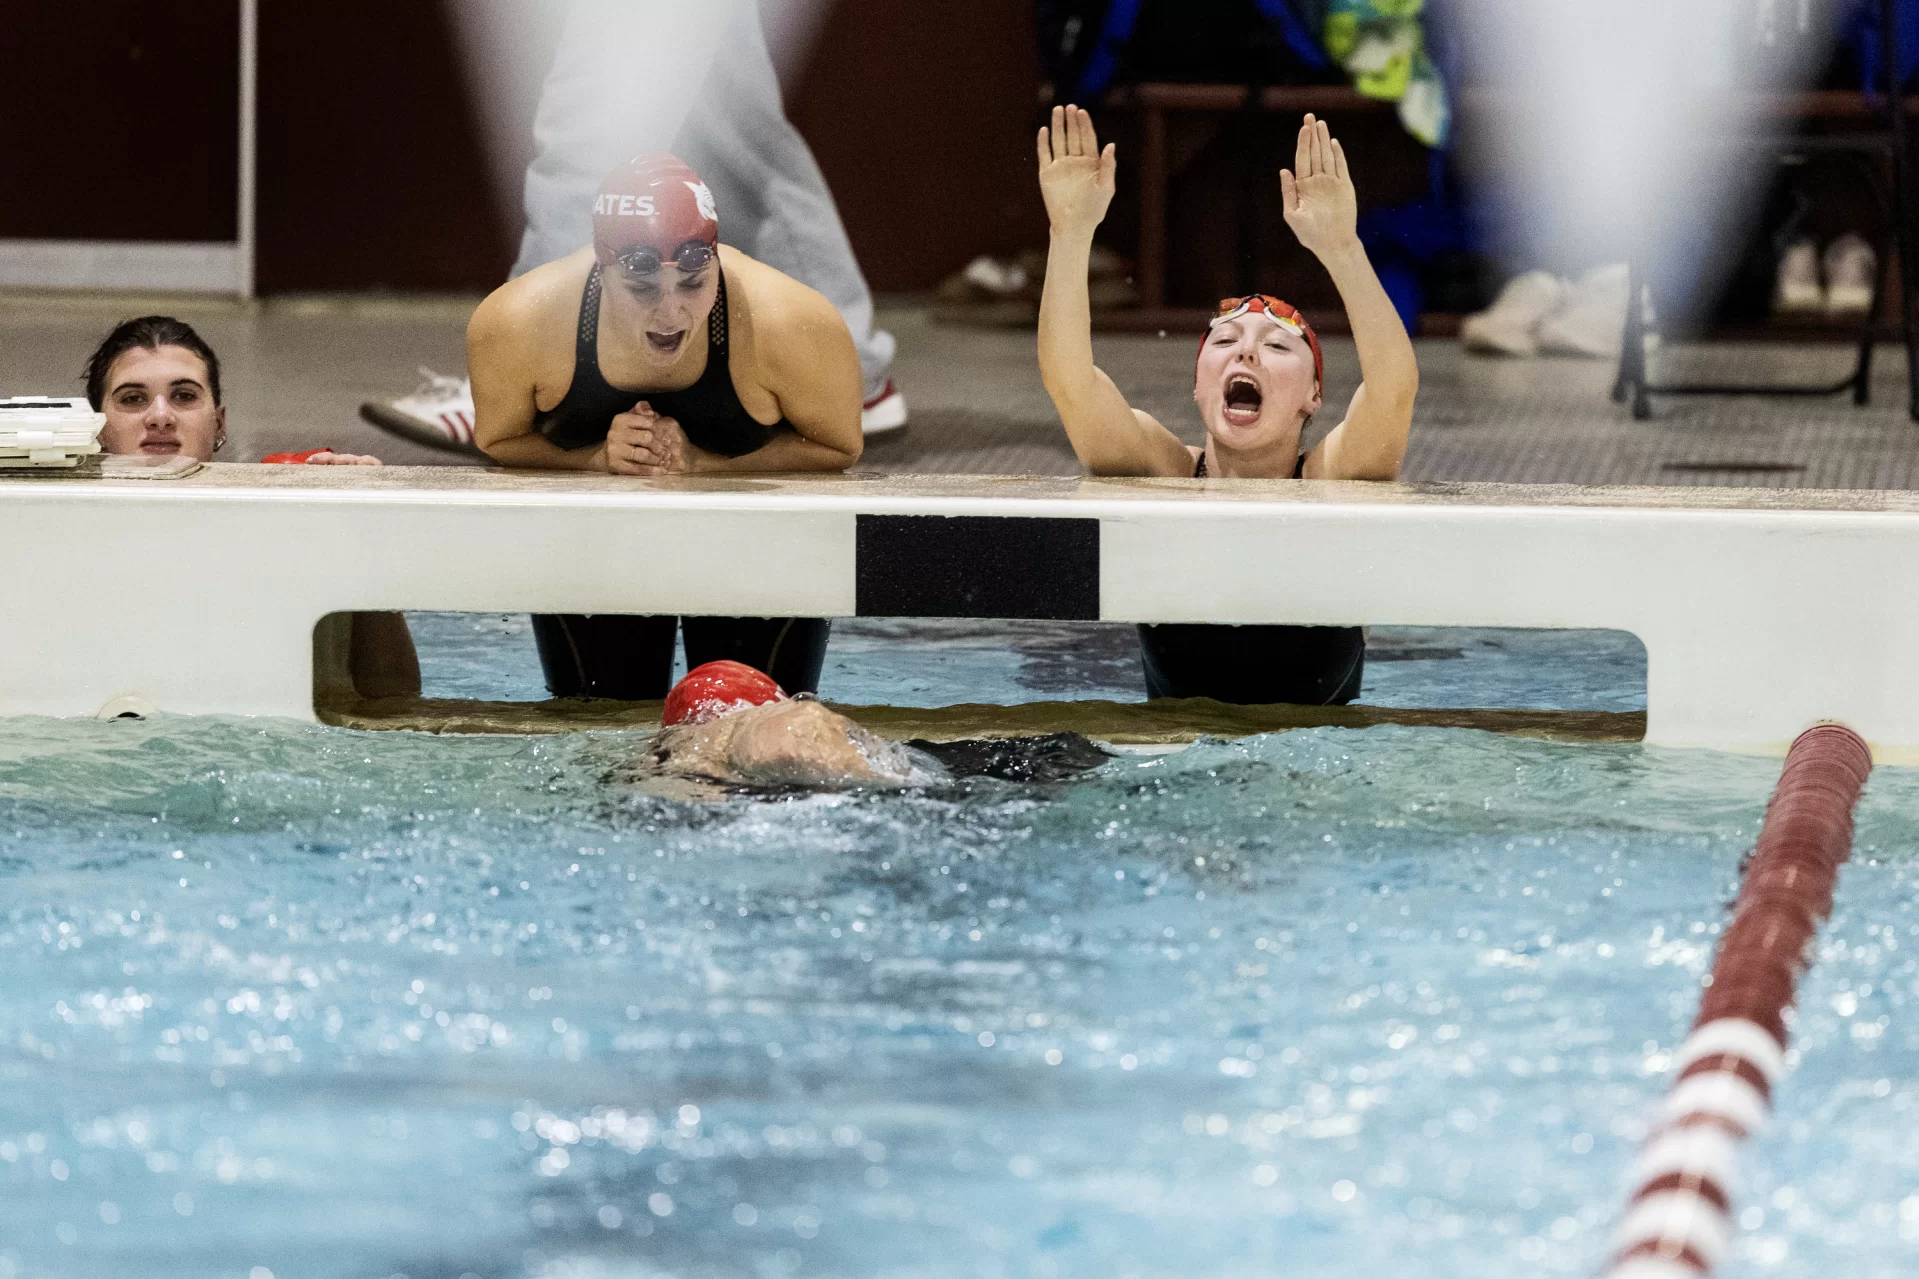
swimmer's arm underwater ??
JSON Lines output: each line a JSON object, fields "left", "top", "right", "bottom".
{"left": 1036, "top": 106, "right": 1196, "bottom": 478}
{"left": 1283, "top": 116, "right": 1416, "bottom": 482}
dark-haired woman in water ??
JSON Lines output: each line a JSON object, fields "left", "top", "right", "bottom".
{"left": 1035, "top": 107, "right": 1418, "bottom": 706}
{"left": 82, "top": 316, "right": 415, "bottom": 698}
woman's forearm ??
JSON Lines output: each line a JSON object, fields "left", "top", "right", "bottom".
{"left": 697, "top": 430, "right": 858, "bottom": 474}
{"left": 1037, "top": 231, "right": 1098, "bottom": 403}
{"left": 1323, "top": 241, "right": 1416, "bottom": 400}
{"left": 1319, "top": 239, "right": 1417, "bottom": 476}
{"left": 482, "top": 431, "right": 608, "bottom": 471}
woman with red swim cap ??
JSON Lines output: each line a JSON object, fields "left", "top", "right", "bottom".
{"left": 466, "top": 152, "right": 865, "bottom": 703}
{"left": 1036, "top": 108, "right": 1419, "bottom": 706}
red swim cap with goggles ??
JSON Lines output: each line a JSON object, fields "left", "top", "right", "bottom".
{"left": 592, "top": 153, "right": 721, "bottom": 280}
{"left": 1199, "top": 295, "right": 1323, "bottom": 388}
{"left": 662, "top": 661, "right": 787, "bottom": 727}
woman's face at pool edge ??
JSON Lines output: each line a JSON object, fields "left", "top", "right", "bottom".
{"left": 99, "top": 345, "right": 225, "bottom": 461}
{"left": 608, "top": 257, "right": 721, "bottom": 364}
{"left": 1194, "top": 314, "right": 1321, "bottom": 453}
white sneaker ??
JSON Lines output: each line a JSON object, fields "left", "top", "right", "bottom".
{"left": 862, "top": 379, "right": 908, "bottom": 436}
{"left": 1536, "top": 263, "right": 1629, "bottom": 359}
{"left": 1823, "top": 233, "right": 1877, "bottom": 315}
{"left": 1773, "top": 237, "right": 1824, "bottom": 314}
{"left": 959, "top": 255, "right": 1029, "bottom": 297}
{"left": 359, "top": 367, "right": 477, "bottom": 453}
{"left": 1460, "top": 270, "right": 1566, "bottom": 356}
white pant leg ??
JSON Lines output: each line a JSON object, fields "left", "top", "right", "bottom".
{"left": 513, "top": 0, "right": 894, "bottom": 396}
{"left": 671, "top": 2, "right": 895, "bottom": 396}
{"left": 511, "top": 0, "right": 727, "bottom": 278}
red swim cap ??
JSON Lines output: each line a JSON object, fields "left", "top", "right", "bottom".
{"left": 1198, "top": 295, "right": 1323, "bottom": 388}
{"left": 592, "top": 153, "right": 720, "bottom": 277}
{"left": 662, "top": 660, "right": 786, "bottom": 727}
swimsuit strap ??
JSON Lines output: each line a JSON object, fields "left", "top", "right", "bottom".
{"left": 709, "top": 268, "right": 729, "bottom": 356}
{"left": 578, "top": 263, "right": 605, "bottom": 364}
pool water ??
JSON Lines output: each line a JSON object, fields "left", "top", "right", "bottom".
{"left": 406, "top": 613, "right": 1652, "bottom": 714}
{"left": 1, "top": 622, "right": 1914, "bottom": 1279}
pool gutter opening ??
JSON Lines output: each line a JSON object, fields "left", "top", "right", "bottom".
{"left": 1604, "top": 724, "right": 1873, "bottom": 1278}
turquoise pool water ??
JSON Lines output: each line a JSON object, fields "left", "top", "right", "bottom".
{"left": 1, "top": 622, "right": 1913, "bottom": 1279}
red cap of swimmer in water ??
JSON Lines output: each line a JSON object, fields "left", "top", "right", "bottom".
{"left": 592, "top": 153, "right": 720, "bottom": 277}
{"left": 662, "top": 661, "right": 787, "bottom": 727}
{"left": 1199, "top": 295, "right": 1323, "bottom": 388}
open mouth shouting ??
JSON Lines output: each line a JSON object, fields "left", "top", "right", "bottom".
{"left": 646, "top": 329, "right": 687, "bottom": 355}
{"left": 1222, "top": 374, "right": 1264, "bottom": 426}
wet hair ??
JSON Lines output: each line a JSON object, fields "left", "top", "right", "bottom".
{"left": 83, "top": 316, "right": 222, "bottom": 410}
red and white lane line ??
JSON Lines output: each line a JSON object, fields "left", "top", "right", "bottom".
{"left": 1604, "top": 723, "right": 1872, "bottom": 1279}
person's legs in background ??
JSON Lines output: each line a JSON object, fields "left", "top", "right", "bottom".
{"left": 532, "top": 614, "right": 680, "bottom": 700}
{"left": 681, "top": 616, "right": 831, "bottom": 697}
{"left": 674, "top": 0, "right": 903, "bottom": 429}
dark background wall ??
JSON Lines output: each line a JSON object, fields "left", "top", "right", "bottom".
{"left": 0, "top": 0, "right": 1049, "bottom": 294}
{"left": 0, "top": 2, "right": 240, "bottom": 242}
{"left": 254, "top": 1, "right": 530, "bottom": 292}
{"left": 786, "top": 0, "right": 1050, "bottom": 291}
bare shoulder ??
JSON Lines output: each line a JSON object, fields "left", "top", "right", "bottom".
{"left": 468, "top": 249, "right": 593, "bottom": 351}
{"left": 721, "top": 246, "right": 849, "bottom": 361}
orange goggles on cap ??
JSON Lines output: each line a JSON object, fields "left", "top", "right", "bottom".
{"left": 1201, "top": 294, "right": 1323, "bottom": 387}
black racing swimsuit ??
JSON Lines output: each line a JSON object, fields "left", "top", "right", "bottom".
{"left": 528, "top": 263, "right": 827, "bottom": 701}
{"left": 1134, "top": 449, "right": 1366, "bottom": 706}
{"left": 534, "top": 263, "right": 786, "bottom": 456}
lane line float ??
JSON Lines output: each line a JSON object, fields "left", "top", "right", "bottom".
{"left": 1604, "top": 723, "right": 1873, "bottom": 1278}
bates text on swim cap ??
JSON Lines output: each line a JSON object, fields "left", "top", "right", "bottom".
{"left": 594, "top": 194, "right": 657, "bottom": 217}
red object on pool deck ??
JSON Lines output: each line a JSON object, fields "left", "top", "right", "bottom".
{"left": 260, "top": 448, "right": 333, "bottom": 464}
{"left": 1604, "top": 724, "right": 1873, "bottom": 1279}
{"left": 662, "top": 661, "right": 786, "bottom": 727}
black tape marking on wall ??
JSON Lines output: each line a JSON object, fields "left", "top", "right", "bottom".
{"left": 856, "top": 515, "right": 1100, "bottom": 620}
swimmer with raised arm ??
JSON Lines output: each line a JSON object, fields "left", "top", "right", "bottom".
{"left": 1036, "top": 107, "right": 1419, "bottom": 706}
{"left": 466, "top": 153, "right": 864, "bottom": 703}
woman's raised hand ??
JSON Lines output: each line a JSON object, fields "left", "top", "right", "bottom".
{"left": 1037, "top": 104, "right": 1117, "bottom": 241}
{"left": 1281, "top": 114, "right": 1360, "bottom": 260}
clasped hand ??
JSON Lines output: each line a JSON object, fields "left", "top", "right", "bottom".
{"left": 603, "top": 402, "right": 699, "bottom": 475}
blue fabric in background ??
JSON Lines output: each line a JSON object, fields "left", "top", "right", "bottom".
{"left": 1073, "top": 0, "right": 1143, "bottom": 101}
{"left": 1837, "top": 0, "right": 1919, "bottom": 93}
{"left": 1070, "top": 0, "right": 1332, "bottom": 100}
{"left": 1352, "top": 0, "right": 1468, "bottom": 327}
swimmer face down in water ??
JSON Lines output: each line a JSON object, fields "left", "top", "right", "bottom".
{"left": 1035, "top": 107, "right": 1417, "bottom": 482}
{"left": 641, "top": 662, "right": 930, "bottom": 789}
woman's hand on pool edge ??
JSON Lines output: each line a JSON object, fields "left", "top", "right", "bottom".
{"left": 605, "top": 403, "right": 688, "bottom": 475}
{"left": 1281, "top": 114, "right": 1360, "bottom": 262}
{"left": 1037, "top": 104, "right": 1117, "bottom": 242}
